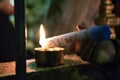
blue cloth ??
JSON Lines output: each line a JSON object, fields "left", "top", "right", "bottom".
{"left": 87, "top": 25, "right": 111, "bottom": 41}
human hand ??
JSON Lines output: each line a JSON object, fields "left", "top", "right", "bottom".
{"left": 68, "top": 25, "right": 96, "bottom": 61}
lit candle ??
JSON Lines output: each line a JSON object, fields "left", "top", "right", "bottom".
{"left": 34, "top": 24, "right": 64, "bottom": 67}
{"left": 44, "top": 25, "right": 111, "bottom": 48}
{"left": 39, "top": 24, "right": 46, "bottom": 48}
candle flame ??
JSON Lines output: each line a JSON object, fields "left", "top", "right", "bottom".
{"left": 39, "top": 24, "right": 46, "bottom": 48}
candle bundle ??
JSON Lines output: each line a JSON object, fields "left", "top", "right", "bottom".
{"left": 44, "top": 25, "right": 111, "bottom": 48}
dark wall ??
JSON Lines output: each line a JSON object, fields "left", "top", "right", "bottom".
{"left": 112, "top": 0, "right": 120, "bottom": 39}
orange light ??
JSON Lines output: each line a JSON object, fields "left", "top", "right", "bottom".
{"left": 39, "top": 24, "right": 46, "bottom": 48}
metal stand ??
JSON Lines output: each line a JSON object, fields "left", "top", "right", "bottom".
{"left": 14, "top": 0, "right": 26, "bottom": 80}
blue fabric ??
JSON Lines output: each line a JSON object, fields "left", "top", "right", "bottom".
{"left": 87, "top": 25, "right": 111, "bottom": 41}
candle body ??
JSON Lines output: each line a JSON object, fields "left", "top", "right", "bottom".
{"left": 44, "top": 25, "right": 111, "bottom": 48}
{"left": 45, "top": 30, "right": 86, "bottom": 47}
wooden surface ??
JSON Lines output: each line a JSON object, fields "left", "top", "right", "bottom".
{"left": 0, "top": 59, "right": 35, "bottom": 77}
{"left": 0, "top": 54, "right": 88, "bottom": 78}
{"left": 0, "top": 55, "right": 110, "bottom": 80}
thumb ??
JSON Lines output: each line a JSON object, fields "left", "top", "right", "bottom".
{"left": 76, "top": 25, "right": 86, "bottom": 31}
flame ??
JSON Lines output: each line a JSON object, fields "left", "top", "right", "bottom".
{"left": 39, "top": 24, "right": 46, "bottom": 48}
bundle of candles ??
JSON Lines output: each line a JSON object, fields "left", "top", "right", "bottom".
{"left": 44, "top": 25, "right": 111, "bottom": 48}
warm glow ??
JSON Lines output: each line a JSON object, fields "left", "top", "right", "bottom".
{"left": 34, "top": 47, "right": 64, "bottom": 51}
{"left": 39, "top": 24, "right": 46, "bottom": 48}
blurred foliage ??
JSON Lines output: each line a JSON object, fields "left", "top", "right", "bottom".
{"left": 26, "top": 0, "right": 51, "bottom": 49}
{"left": 26, "top": 0, "right": 51, "bottom": 28}
{"left": 47, "top": 0, "right": 64, "bottom": 20}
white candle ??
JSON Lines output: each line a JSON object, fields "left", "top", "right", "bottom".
{"left": 44, "top": 25, "right": 111, "bottom": 48}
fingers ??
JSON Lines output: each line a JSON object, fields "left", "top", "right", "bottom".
{"left": 69, "top": 39, "right": 81, "bottom": 54}
{"left": 76, "top": 25, "right": 86, "bottom": 31}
